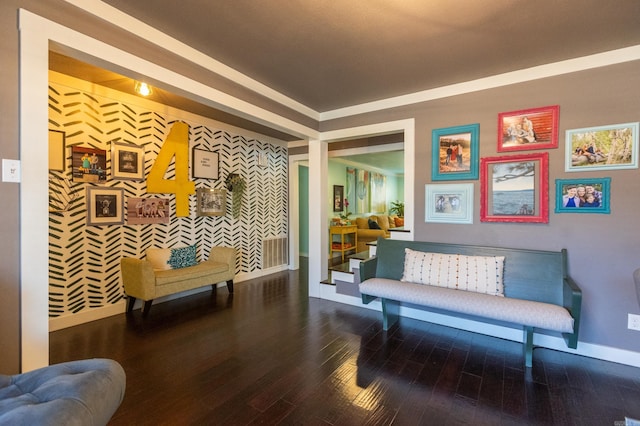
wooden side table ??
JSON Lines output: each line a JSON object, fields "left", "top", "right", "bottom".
{"left": 329, "top": 225, "right": 358, "bottom": 263}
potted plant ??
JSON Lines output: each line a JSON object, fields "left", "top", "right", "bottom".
{"left": 225, "top": 173, "right": 245, "bottom": 219}
{"left": 389, "top": 200, "right": 404, "bottom": 217}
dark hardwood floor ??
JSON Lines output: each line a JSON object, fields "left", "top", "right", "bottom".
{"left": 50, "top": 259, "right": 640, "bottom": 425}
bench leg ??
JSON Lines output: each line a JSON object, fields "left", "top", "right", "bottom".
{"left": 381, "top": 299, "right": 399, "bottom": 331}
{"left": 126, "top": 296, "right": 136, "bottom": 313}
{"left": 142, "top": 300, "right": 153, "bottom": 317}
{"left": 226, "top": 279, "right": 234, "bottom": 294}
{"left": 523, "top": 326, "right": 534, "bottom": 368}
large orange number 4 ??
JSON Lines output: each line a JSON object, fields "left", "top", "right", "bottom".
{"left": 147, "top": 121, "right": 195, "bottom": 217}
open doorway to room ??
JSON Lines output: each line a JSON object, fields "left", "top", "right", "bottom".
{"left": 326, "top": 143, "right": 404, "bottom": 286}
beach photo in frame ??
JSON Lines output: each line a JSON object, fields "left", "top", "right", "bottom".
{"left": 555, "top": 178, "right": 610, "bottom": 214}
{"left": 127, "top": 197, "right": 170, "bottom": 224}
{"left": 480, "top": 152, "right": 549, "bottom": 223}
{"left": 192, "top": 148, "right": 219, "bottom": 179}
{"left": 196, "top": 188, "right": 226, "bottom": 216}
{"left": 86, "top": 187, "right": 124, "bottom": 226}
{"left": 333, "top": 185, "right": 344, "bottom": 212}
{"left": 425, "top": 183, "right": 474, "bottom": 224}
{"left": 48, "top": 129, "right": 66, "bottom": 171}
{"left": 431, "top": 123, "right": 479, "bottom": 181}
{"left": 498, "top": 105, "right": 559, "bottom": 152}
{"left": 565, "top": 122, "right": 638, "bottom": 172}
{"left": 72, "top": 146, "right": 107, "bottom": 182}
{"left": 112, "top": 142, "right": 145, "bottom": 180}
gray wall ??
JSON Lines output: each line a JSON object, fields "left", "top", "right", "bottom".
{"left": 322, "top": 60, "right": 640, "bottom": 352}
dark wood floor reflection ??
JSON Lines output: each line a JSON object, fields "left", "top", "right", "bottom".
{"left": 50, "top": 260, "right": 640, "bottom": 425}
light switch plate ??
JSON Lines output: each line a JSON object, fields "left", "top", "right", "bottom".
{"left": 2, "top": 159, "right": 21, "bottom": 183}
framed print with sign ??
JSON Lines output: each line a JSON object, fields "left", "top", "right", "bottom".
{"left": 86, "top": 187, "right": 124, "bottom": 226}
{"left": 431, "top": 123, "right": 479, "bottom": 181}
{"left": 112, "top": 142, "right": 145, "bottom": 180}
{"left": 565, "top": 122, "right": 638, "bottom": 172}
{"left": 192, "top": 148, "right": 219, "bottom": 179}
{"left": 425, "top": 183, "right": 474, "bottom": 224}
{"left": 480, "top": 152, "right": 549, "bottom": 223}
{"left": 498, "top": 105, "right": 559, "bottom": 152}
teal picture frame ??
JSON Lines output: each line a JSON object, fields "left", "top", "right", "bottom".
{"left": 555, "top": 177, "right": 611, "bottom": 214}
{"left": 431, "top": 123, "right": 479, "bottom": 181}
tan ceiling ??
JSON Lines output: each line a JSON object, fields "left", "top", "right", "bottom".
{"left": 99, "top": 0, "right": 640, "bottom": 113}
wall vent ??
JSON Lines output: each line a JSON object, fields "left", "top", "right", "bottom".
{"left": 263, "top": 237, "right": 288, "bottom": 269}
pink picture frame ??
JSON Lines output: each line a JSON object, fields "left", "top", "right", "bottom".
{"left": 480, "top": 152, "right": 549, "bottom": 223}
{"left": 497, "top": 105, "right": 559, "bottom": 152}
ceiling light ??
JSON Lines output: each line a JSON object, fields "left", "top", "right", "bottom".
{"left": 134, "top": 81, "right": 152, "bottom": 96}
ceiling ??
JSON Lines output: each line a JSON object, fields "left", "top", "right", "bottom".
{"left": 52, "top": 1, "right": 640, "bottom": 173}
{"left": 99, "top": 0, "right": 640, "bottom": 113}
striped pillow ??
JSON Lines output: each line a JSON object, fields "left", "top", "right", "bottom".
{"left": 401, "top": 248, "right": 505, "bottom": 296}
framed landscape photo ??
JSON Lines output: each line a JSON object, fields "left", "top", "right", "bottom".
{"left": 431, "top": 123, "right": 479, "bottom": 181}
{"left": 565, "top": 122, "right": 639, "bottom": 172}
{"left": 48, "top": 129, "right": 66, "bottom": 171}
{"left": 555, "top": 178, "right": 610, "bottom": 214}
{"left": 86, "top": 187, "right": 124, "bottom": 226}
{"left": 498, "top": 105, "right": 559, "bottom": 152}
{"left": 192, "top": 148, "right": 219, "bottom": 179}
{"left": 425, "top": 183, "right": 474, "bottom": 224}
{"left": 112, "top": 142, "right": 144, "bottom": 180}
{"left": 196, "top": 188, "right": 226, "bottom": 216}
{"left": 480, "top": 152, "right": 549, "bottom": 223}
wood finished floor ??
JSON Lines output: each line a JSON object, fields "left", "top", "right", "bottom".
{"left": 50, "top": 261, "right": 640, "bottom": 425}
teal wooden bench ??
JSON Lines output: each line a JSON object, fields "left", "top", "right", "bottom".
{"left": 359, "top": 238, "right": 582, "bottom": 367}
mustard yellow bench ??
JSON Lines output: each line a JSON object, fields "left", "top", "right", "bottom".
{"left": 121, "top": 245, "right": 235, "bottom": 316}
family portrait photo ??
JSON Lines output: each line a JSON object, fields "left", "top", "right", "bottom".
{"left": 498, "top": 105, "right": 559, "bottom": 152}
{"left": 431, "top": 124, "right": 479, "bottom": 181}
{"left": 555, "top": 178, "right": 610, "bottom": 214}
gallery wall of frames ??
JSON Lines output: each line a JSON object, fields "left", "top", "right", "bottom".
{"left": 48, "top": 77, "right": 288, "bottom": 323}
{"left": 425, "top": 105, "right": 636, "bottom": 225}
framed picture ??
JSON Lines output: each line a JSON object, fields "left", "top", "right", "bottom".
{"left": 565, "top": 122, "right": 639, "bottom": 172}
{"left": 86, "top": 187, "right": 124, "bottom": 226}
{"left": 112, "top": 142, "right": 144, "bottom": 180}
{"left": 498, "top": 105, "right": 559, "bottom": 152}
{"left": 48, "top": 129, "right": 65, "bottom": 171}
{"left": 425, "top": 183, "right": 474, "bottom": 224}
{"left": 431, "top": 123, "right": 479, "bottom": 181}
{"left": 127, "top": 197, "right": 170, "bottom": 224}
{"left": 555, "top": 178, "right": 611, "bottom": 214}
{"left": 480, "top": 152, "right": 549, "bottom": 223}
{"left": 196, "top": 188, "right": 226, "bottom": 216}
{"left": 72, "top": 146, "right": 107, "bottom": 183}
{"left": 192, "top": 148, "right": 219, "bottom": 179}
{"left": 333, "top": 185, "right": 344, "bottom": 212}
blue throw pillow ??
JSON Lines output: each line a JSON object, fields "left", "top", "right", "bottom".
{"left": 168, "top": 244, "right": 197, "bottom": 269}
{"left": 368, "top": 219, "right": 381, "bottom": 230}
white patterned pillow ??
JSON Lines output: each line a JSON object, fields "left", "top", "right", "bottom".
{"left": 146, "top": 245, "right": 197, "bottom": 271}
{"left": 401, "top": 248, "right": 505, "bottom": 297}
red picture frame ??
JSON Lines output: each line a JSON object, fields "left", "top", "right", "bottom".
{"left": 497, "top": 105, "right": 559, "bottom": 152}
{"left": 480, "top": 152, "right": 549, "bottom": 223}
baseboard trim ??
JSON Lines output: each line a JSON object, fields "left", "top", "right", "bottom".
{"left": 318, "top": 289, "right": 640, "bottom": 368}
{"left": 49, "top": 302, "right": 125, "bottom": 332}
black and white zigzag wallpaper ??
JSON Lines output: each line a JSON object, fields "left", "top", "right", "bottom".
{"left": 48, "top": 81, "right": 288, "bottom": 319}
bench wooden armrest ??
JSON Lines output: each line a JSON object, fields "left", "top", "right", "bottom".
{"left": 562, "top": 276, "right": 582, "bottom": 349}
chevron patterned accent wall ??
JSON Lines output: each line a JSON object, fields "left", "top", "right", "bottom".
{"left": 48, "top": 81, "right": 288, "bottom": 320}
